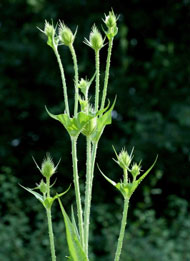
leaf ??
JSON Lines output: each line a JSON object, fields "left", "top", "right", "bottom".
{"left": 58, "top": 198, "right": 88, "bottom": 261}
{"left": 53, "top": 184, "right": 71, "bottom": 200}
{"left": 20, "top": 184, "right": 44, "bottom": 203}
{"left": 90, "top": 98, "right": 116, "bottom": 143}
{"left": 97, "top": 164, "right": 116, "bottom": 187}
{"left": 71, "top": 206, "right": 80, "bottom": 240}
{"left": 135, "top": 155, "right": 158, "bottom": 187}
{"left": 46, "top": 107, "right": 94, "bottom": 137}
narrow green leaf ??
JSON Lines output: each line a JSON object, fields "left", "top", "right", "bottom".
{"left": 58, "top": 198, "right": 88, "bottom": 261}
{"left": 97, "top": 164, "right": 116, "bottom": 187}
{"left": 71, "top": 206, "right": 80, "bottom": 240}
{"left": 136, "top": 155, "right": 158, "bottom": 186}
{"left": 53, "top": 184, "right": 71, "bottom": 200}
{"left": 20, "top": 184, "right": 43, "bottom": 203}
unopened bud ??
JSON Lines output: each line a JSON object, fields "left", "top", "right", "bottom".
{"left": 113, "top": 147, "right": 133, "bottom": 170}
{"left": 41, "top": 154, "right": 56, "bottom": 178}
{"left": 103, "top": 10, "right": 118, "bottom": 40}
{"left": 131, "top": 163, "right": 141, "bottom": 178}
{"left": 104, "top": 10, "right": 117, "bottom": 28}
{"left": 44, "top": 20, "right": 55, "bottom": 37}
{"left": 84, "top": 25, "right": 104, "bottom": 51}
{"left": 59, "top": 22, "right": 75, "bottom": 46}
{"left": 38, "top": 180, "right": 48, "bottom": 194}
{"left": 78, "top": 78, "right": 89, "bottom": 96}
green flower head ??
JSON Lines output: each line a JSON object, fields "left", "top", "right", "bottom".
{"left": 59, "top": 22, "right": 76, "bottom": 46}
{"left": 113, "top": 147, "right": 133, "bottom": 170}
{"left": 84, "top": 25, "right": 104, "bottom": 51}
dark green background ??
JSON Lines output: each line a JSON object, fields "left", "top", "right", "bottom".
{"left": 0, "top": 0, "right": 190, "bottom": 260}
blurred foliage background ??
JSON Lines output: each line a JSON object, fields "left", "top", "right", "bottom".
{"left": 0, "top": 0, "right": 190, "bottom": 260}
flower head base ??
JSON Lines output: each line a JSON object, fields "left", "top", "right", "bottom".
{"left": 113, "top": 147, "right": 133, "bottom": 170}
{"left": 58, "top": 22, "right": 76, "bottom": 46}
{"left": 84, "top": 25, "right": 104, "bottom": 51}
{"left": 79, "top": 96, "right": 89, "bottom": 112}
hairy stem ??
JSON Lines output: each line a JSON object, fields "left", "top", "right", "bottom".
{"left": 123, "top": 169, "right": 128, "bottom": 185}
{"left": 53, "top": 46, "right": 70, "bottom": 117}
{"left": 84, "top": 137, "right": 92, "bottom": 256}
{"left": 91, "top": 142, "right": 98, "bottom": 186}
{"left": 100, "top": 38, "right": 113, "bottom": 111}
{"left": 114, "top": 198, "right": 129, "bottom": 261}
{"left": 46, "top": 209, "right": 56, "bottom": 261}
{"left": 95, "top": 50, "right": 100, "bottom": 112}
{"left": 71, "top": 138, "right": 84, "bottom": 248}
{"left": 69, "top": 44, "right": 79, "bottom": 117}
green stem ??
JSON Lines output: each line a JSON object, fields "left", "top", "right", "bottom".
{"left": 84, "top": 137, "right": 92, "bottom": 256}
{"left": 100, "top": 38, "right": 113, "bottom": 111}
{"left": 123, "top": 169, "right": 128, "bottom": 185}
{"left": 69, "top": 44, "right": 79, "bottom": 117}
{"left": 114, "top": 198, "right": 129, "bottom": 261}
{"left": 53, "top": 46, "right": 70, "bottom": 117}
{"left": 46, "top": 177, "right": 50, "bottom": 197}
{"left": 95, "top": 50, "right": 100, "bottom": 112}
{"left": 71, "top": 138, "right": 84, "bottom": 248}
{"left": 46, "top": 209, "right": 56, "bottom": 261}
{"left": 91, "top": 142, "right": 98, "bottom": 186}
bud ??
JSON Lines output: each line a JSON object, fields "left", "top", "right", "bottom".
{"left": 104, "top": 10, "right": 117, "bottom": 28}
{"left": 38, "top": 20, "right": 57, "bottom": 48}
{"left": 78, "top": 78, "right": 89, "bottom": 96}
{"left": 131, "top": 162, "right": 141, "bottom": 178}
{"left": 103, "top": 10, "right": 118, "bottom": 40}
{"left": 44, "top": 20, "right": 55, "bottom": 38}
{"left": 38, "top": 180, "right": 48, "bottom": 194}
{"left": 59, "top": 22, "right": 75, "bottom": 46}
{"left": 84, "top": 25, "right": 104, "bottom": 51}
{"left": 41, "top": 154, "right": 56, "bottom": 178}
{"left": 113, "top": 147, "right": 133, "bottom": 170}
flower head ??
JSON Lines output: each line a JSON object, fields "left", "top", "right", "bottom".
{"left": 58, "top": 22, "right": 76, "bottom": 46}
{"left": 130, "top": 162, "right": 141, "bottom": 179}
{"left": 103, "top": 10, "right": 117, "bottom": 28}
{"left": 38, "top": 20, "right": 58, "bottom": 48}
{"left": 84, "top": 25, "right": 104, "bottom": 51}
{"left": 113, "top": 147, "right": 133, "bottom": 170}
{"left": 103, "top": 10, "right": 119, "bottom": 40}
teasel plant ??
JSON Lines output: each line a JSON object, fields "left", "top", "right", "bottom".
{"left": 21, "top": 10, "right": 157, "bottom": 261}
